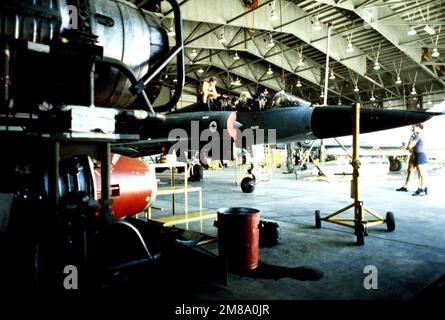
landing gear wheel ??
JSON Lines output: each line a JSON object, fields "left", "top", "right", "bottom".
{"left": 386, "top": 211, "right": 395, "bottom": 232}
{"left": 389, "top": 159, "right": 402, "bottom": 172}
{"left": 241, "top": 177, "right": 255, "bottom": 193}
{"left": 315, "top": 210, "right": 321, "bottom": 228}
{"left": 355, "top": 223, "right": 365, "bottom": 246}
{"left": 189, "top": 164, "right": 203, "bottom": 182}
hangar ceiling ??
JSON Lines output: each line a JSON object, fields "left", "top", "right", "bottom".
{"left": 133, "top": 0, "right": 445, "bottom": 109}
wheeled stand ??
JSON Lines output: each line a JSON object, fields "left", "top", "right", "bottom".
{"left": 315, "top": 103, "right": 396, "bottom": 245}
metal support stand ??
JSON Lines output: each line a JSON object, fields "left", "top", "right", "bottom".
{"left": 1, "top": 40, "right": 10, "bottom": 110}
{"left": 315, "top": 103, "right": 396, "bottom": 245}
{"left": 48, "top": 141, "right": 60, "bottom": 212}
{"left": 89, "top": 62, "right": 95, "bottom": 107}
{"left": 99, "top": 142, "right": 113, "bottom": 223}
{"left": 294, "top": 140, "right": 320, "bottom": 180}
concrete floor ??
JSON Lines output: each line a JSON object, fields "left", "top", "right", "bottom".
{"left": 152, "top": 161, "right": 445, "bottom": 300}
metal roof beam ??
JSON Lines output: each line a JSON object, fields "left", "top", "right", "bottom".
{"left": 314, "top": 0, "right": 445, "bottom": 88}
{"left": 171, "top": 0, "right": 367, "bottom": 75}
{"left": 180, "top": 22, "right": 322, "bottom": 89}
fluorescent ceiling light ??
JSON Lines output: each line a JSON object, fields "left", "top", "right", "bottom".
{"left": 395, "top": 76, "right": 402, "bottom": 84}
{"left": 313, "top": 19, "right": 322, "bottom": 31}
{"left": 233, "top": 52, "right": 240, "bottom": 60}
{"left": 231, "top": 77, "right": 241, "bottom": 86}
{"left": 296, "top": 80, "right": 302, "bottom": 87}
{"left": 407, "top": 26, "right": 417, "bottom": 36}
{"left": 297, "top": 58, "right": 304, "bottom": 67}
{"left": 167, "top": 26, "right": 175, "bottom": 37}
{"left": 353, "top": 85, "right": 359, "bottom": 92}
{"left": 270, "top": 10, "right": 278, "bottom": 21}
{"left": 370, "top": 95, "right": 376, "bottom": 102}
{"left": 373, "top": 61, "right": 380, "bottom": 70}
{"left": 197, "top": 68, "right": 204, "bottom": 73}
{"left": 424, "top": 25, "right": 435, "bottom": 35}
{"left": 432, "top": 48, "right": 440, "bottom": 58}
{"left": 329, "top": 71, "right": 336, "bottom": 80}
{"left": 266, "top": 66, "right": 273, "bottom": 75}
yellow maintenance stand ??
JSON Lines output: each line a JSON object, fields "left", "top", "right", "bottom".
{"left": 315, "top": 103, "right": 396, "bottom": 245}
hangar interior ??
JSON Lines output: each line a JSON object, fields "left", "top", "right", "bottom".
{"left": 0, "top": 0, "right": 444, "bottom": 301}
{"left": 161, "top": 0, "right": 445, "bottom": 110}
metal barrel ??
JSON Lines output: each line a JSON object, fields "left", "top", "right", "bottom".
{"left": 215, "top": 207, "right": 260, "bottom": 271}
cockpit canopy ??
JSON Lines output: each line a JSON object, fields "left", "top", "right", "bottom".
{"left": 271, "top": 91, "right": 312, "bottom": 108}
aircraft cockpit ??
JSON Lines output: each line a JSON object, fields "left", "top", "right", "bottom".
{"left": 271, "top": 91, "right": 312, "bottom": 108}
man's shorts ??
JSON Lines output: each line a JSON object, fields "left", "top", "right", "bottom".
{"left": 414, "top": 152, "right": 428, "bottom": 165}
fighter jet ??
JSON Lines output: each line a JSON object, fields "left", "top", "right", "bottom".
{"left": 113, "top": 92, "right": 438, "bottom": 160}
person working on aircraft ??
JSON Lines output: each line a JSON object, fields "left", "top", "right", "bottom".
{"left": 258, "top": 89, "right": 269, "bottom": 111}
{"left": 396, "top": 124, "right": 428, "bottom": 196}
{"left": 410, "top": 123, "right": 429, "bottom": 196}
{"left": 238, "top": 91, "right": 253, "bottom": 112}
{"left": 271, "top": 90, "right": 290, "bottom": 108}
{"left": 227, "top": 97, "right": 239, "bottom": 111}
{"left": 198, "top": 77, "right": 218, "bottom": 110}
{"left": 396, "top": 128, "right": 416, "bottom": 193}
{"left": 219, "top": 94, "right": 229, "bottom": 111}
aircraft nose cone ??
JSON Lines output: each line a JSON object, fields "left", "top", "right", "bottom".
{"left": 311, "top": 106, "right": 438, "bottom": 139}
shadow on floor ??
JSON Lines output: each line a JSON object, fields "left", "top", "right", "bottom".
{"left": 413, "top": 274, "right": 445, "bottom": 300}
{"left": 234, "top": 261, "right": 324, "bottom": 281}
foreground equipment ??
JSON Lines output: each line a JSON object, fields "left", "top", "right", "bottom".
{"left": 315, "top": 103, "right": 395, "bottom": 246}
{"left": 0, "top": 0, "right": 229, "bottom": 290}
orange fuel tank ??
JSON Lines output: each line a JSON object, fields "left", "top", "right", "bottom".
{"left": 95, "top": 154, "right": 157, "bottom": 219}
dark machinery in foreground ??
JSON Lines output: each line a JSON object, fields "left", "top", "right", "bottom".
{"left": 1, "top": 0, "right": 183, "bottom": 112}
{"left": 0, "top": 0, "right": 228, "bottom": 290}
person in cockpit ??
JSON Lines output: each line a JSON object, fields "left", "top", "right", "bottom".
{"left": 238, "top": 91, "right": 253, "bottom": 112}
{"left": 271, "top": 90, "right": 311, "bottom": 109}
{"left": 258, "top": 88, "right": 269, "bottom": 111}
